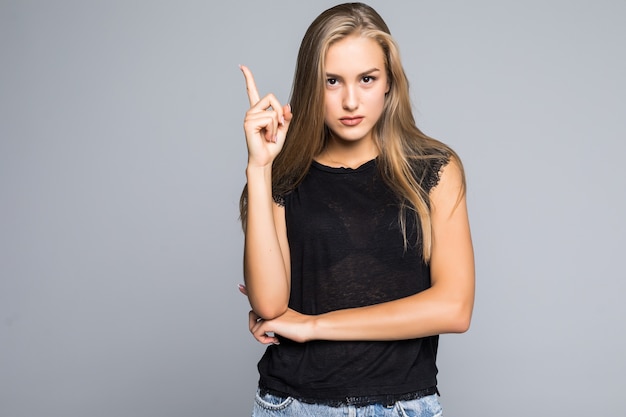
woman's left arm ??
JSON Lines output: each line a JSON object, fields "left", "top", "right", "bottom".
{"left": 249, "top": 157, "right": 475, "bottom": 343}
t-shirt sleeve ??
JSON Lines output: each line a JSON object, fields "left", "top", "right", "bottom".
{"left": 424, "top": 154, "right": 450, "bottom": 193}
{"left": 273, "top": 193, "right": 285, "bottom": 207}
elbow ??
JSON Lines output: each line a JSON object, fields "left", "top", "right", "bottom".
{"left": 451, "top": 314, "right": 472, "bottom": 333}
{"left": 251, "top": 301, "right": 289, "bottom": 320}
{"left": 450, "top": 308, "right": 472, "bottom": 333}
{"left": 243, "top": 275, "right": 290, "bottom": 319}
{"left": 447, "top": 302, "right": 473, "bottom": 334}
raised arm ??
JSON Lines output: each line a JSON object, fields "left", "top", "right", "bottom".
{"left": 249, "top": 157, "right": 475, "bottom": 342}
{"left": 240, "top": 65, "right": 292, "bottom": 320}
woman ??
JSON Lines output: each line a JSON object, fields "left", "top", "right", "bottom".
{"left": 239, "top": 3, "right": 474, "bottom": 416}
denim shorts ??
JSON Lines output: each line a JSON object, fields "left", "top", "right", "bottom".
{"left": 251, "top": 389, "right": 443, "bottom": 417}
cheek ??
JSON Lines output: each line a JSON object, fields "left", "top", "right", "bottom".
{"left": 371, "top": 90, "right": 387, "bottom": 111}
{"left": 323, "top": 94, "right": 339, "bottom": 115}
{"left": 323, "top": 101, "right": 333, "bottom": 125}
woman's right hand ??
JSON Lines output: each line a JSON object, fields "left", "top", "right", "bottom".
{"left": 240, "top": 65, "right": 292, "bottom": 168}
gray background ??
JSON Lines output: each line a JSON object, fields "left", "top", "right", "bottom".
{"left": 1, "top": 0, "right": 625, "bottom": 416}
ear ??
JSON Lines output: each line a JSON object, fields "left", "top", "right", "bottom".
{"left": 385, "top": 81, "right": 391, "bottom": 95}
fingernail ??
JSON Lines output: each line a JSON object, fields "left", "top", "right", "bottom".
{"left": 274, "top": 135, "right": 278, "bottom": 143}
{"left": 280, "top": 115, "right": 285, "bottom": 126}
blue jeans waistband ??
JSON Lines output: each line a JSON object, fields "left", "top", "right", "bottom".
{"left": 259, "top": 385, "right": 439, "bottom": 407}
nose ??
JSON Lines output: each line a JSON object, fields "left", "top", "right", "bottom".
{"left": 342, "top": 84, "right": 358, "bottom": 111}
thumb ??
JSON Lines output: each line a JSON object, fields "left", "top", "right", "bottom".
{"left": 282, "top": 103, "right": 293, "bottom": 124}
{"left": 275, "top": 103, "right": 292, "bottom": 145}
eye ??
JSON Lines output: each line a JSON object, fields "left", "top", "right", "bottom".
{"left": 362, "top": 75, "right": 376, "bottom": 84}
{"left": 326, "top": 78, "right": 338, "bottom": 86}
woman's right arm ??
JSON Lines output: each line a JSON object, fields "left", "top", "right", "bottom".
{"left": 243, "top": 169, "right": 291, "bottom": 319}
{"left": 240, "top": 65, "right": 292, "bottom": 320}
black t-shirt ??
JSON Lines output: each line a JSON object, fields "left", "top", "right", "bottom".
{"left": 258, "top": 155, "right": 449, "bottom": 406}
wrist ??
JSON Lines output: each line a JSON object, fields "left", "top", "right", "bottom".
{"left": 245, "top": 164, "right": 273, "bottom": 186}
{"left": 246, "top": 163, "right": 272, "bottom": 178}
{"left": 307, "top": 314, "right": 322, "bottom": 342}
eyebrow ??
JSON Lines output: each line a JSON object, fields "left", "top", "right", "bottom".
{"left": 325, "top": 68, "right": 382, "bottom": 78}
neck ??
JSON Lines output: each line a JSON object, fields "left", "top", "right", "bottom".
{"left": 316, "top": 135, "right": 379, "bottom": 169}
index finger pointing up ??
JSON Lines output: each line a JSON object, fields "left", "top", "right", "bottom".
{"left": 240, "top": 64, "right": 261, "bottom": 106}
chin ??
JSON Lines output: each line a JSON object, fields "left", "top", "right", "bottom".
{"left": 331, "top": 127, "right": 373, "bottom": 143}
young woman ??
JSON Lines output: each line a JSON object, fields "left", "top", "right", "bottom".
{"left": 238, "top": 3, "right": 474, "bottom": 416}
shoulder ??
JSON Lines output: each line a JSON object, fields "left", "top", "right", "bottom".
{"left": 434, "top": 155, "right": 464, "bottom": 191}
{"left": 273, "top": 194, "right": 286, "bottom": 207}
{"left": 425, "top": 152, "right": 451, "bottom": 193}
{"left": 429, "top": 155, "right": 466, "bottom": 214}
{"left": 408, "top": 147, "right": 453, "bottom": 194}
{"left": 272, "top": 161, "right": 318, "bottom": 207}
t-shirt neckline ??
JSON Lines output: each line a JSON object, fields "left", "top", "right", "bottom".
{"left": 311, "top": 158, "right": 377, "bottom": 173}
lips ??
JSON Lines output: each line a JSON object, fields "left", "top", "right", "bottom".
{"left": 339, "top": 116, "right": 364, "bottom": 126}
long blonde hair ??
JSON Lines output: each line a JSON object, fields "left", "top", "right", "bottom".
{"left": 241, "top": 2, "right": 465, "bottom": 262}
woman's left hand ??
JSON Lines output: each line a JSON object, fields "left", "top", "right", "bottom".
{"left": 239, "top": 284, "right": 314, "bottom": 344}
{"left": 248, "top": 308, "right": 314, "bottom": 344}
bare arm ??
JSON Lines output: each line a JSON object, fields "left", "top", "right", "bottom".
{"left": 240, "top": 65, "right": 292, "bottom": 320}
{"left": 243, "top": 192, "right": 291, "bottom": 320}
{"left": 249, "top": 157, "right": 475, "bottom": 342}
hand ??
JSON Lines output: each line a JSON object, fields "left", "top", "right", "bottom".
{"left": 240, "top": 65, "right": 293, "bottom": 168}
{"left": 238, "top": 283, "right": 278, "bottom": 345}
{"left": 238, "top": 284, "right": 313, "bottom": 344}
{"left": 249, "top": 308, "right": 314, "bottom": 345}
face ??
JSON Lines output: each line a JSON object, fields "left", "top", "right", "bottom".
{"left": 323, "top": 34, "right": 389, "bottom": 144}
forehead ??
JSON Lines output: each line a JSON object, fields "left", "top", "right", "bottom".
{"left": 325, "top": 35, "right": 385, "bottom": 73}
